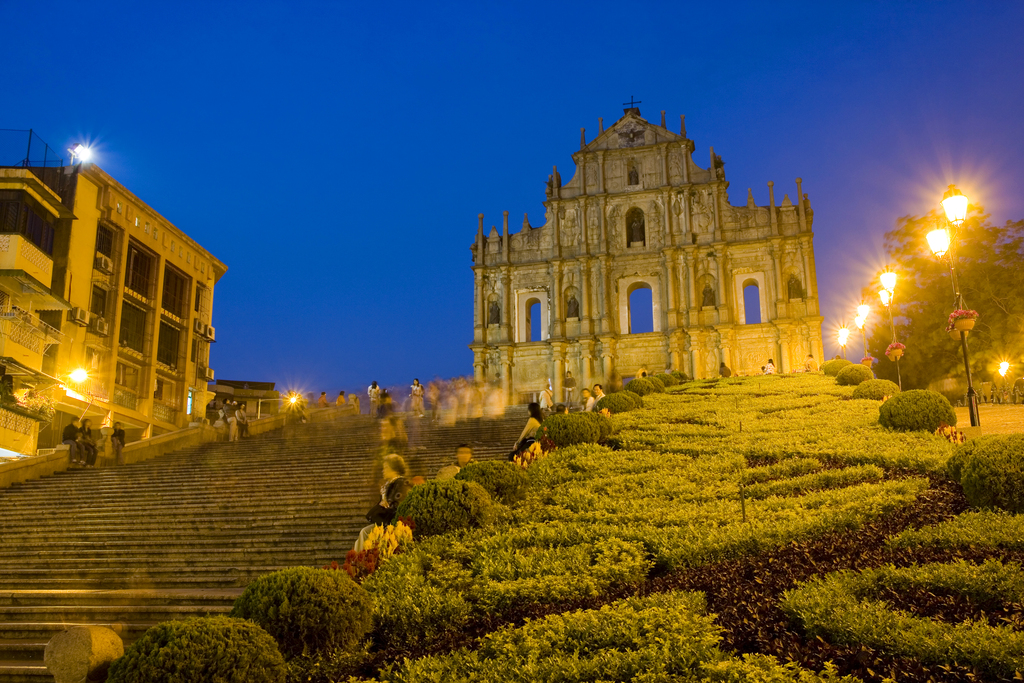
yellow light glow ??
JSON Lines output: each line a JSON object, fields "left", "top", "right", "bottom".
{"left": 837, "top": 327, "right": 850, "bottom": 346}
{"left": 856, "top": 304, "right": 870, "bottom": 319}
{"left": 879, "top": 288, "right": 891, "bottom": 306}
{"left": 69, "top": 368, "right": 89, "bottom": 383}
{"left": 927, "top": 228, "right": 950, "bottom": 258}
{"left": 999, "top": 361, "right": 1010, "bottom": 377}
{"left": 941, "top": 184, "right": 969, "bottom": 226}
{"left": 69, "top": 143, "right": 92, "bottom": 163}
{"left": 289, "top": 396, "right": 298, "bottom": 404}
{"left": 854, "top": 315, "right": 865, "bottom": 330}
{"left": 880, "top": 269, "right": 897, "bottom": 294}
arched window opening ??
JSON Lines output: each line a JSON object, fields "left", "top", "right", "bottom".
{"left": 527, "top": 299, "right": 542, "bottom": 341}
{"left": 743, "top": 281, "right": 761, "bottom": 325}
{"left": 625, "top": 207, "right": 645, "bottom": 247}
{"left": 627, "top": 286, "right": 654, "bottom": 334}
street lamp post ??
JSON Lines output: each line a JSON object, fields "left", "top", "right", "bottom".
{"left": 855, "top": 303, "right": 870, "bottom": 362}
{"left": 878, "top": 269, "right": 901, "bottom": 390}
{"left": 927, "top": 184, "right": 980, "bottom": 427}
{"left": 837, "top": 326, "right": 850, "bottom": 360}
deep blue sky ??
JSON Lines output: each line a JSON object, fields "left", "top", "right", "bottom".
{"left": 5, "top": 1, "right": 1023, "bottom": 394}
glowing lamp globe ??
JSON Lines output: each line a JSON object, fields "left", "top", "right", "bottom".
{"left": 941, "top": 184, "right": 969, "bottom": 227}
{"left": 837, "top": 327, "right": 850, "bottom": 346}
{"left": 289, "top": 396, "right": 298, "bottom": 404}
{"left": 927, "top": 228, "right": 951, "bottom": 258}
{"left": 854, "top": 315, "right": 865, "bottom": 330}
{"left": 880, "top": 270, "right": 897, "bottom": 294}
{"left": 999, "top": 362, "right": 1010, "bottom": 377}
{"left": 69, "top": 368, "right": 89, "bottom": 383}
{"left": 878, "top": 288, "right": 891, "bottom": 307}
{"left": 856, "top": 304, "right": 870, "bottom": 319}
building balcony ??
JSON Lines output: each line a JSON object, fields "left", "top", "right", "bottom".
{"left": 0, "top": 234, "right": 53, "bottom": 289}
{"left": 153, "top": 401, "right": 178, "bottom": 424}
{"left": 112, "top": 386, "right": 139, "bottom": 411}
{"left": 0, "top": 305, "right": 63, "bottom": 368}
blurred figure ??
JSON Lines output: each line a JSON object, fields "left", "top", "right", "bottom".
{"left": 410, "top": 379, "right": 425, "bottom": 417}
{"left": 804, "top": 354, "right": 818, "bottom": 372}
{"left": 436, "top": 444, "right": 475, "bottom": 481}
{"left": 63, "top": 417, "right": 81, "bottom": 465}
{"left": 763, "top": 359, "right": 776, "bottom": 375}
{"left": 636, "top": 366, "right": 649, "bottom": 378}
{"left": 355, "top": 454, "right": 411, "bottom": 550}
{"left": 581, "top": 388, "right": 594, "bottom": 412}
{"left": 379, "top": 389, "right": 394, "bottom": 418}
{"left": 368, "top": 381, "right": 381, "bottom": 417}
{"left": 427, "top": 380, "right": 441, "bottom": 422}
{"left": 79, "top": 418, "right": 98, "bottom": 468}
{"left": 563, "top": 371, "right": 577, "bottom": 407}
{"left": 336, "top": 390, "right": 347, "bottom": 407}
{"left": 720, "top": 362, "right": 732, "bottom": 378}
{"left": 554, "top": 403, "right": 568, "bottom": 415}
{"left": 512, "top": 403, "right": 544, "bottom": 457}
{"left": 380, "top": 413, "right": 407, "bottom": 455}
{"left": 539, "top": 384, "right": 554, "bottom": 412}
{"left": 592, "top": 384, "right": 605, "bottom": 405}
{"left": 111, "top": 421, "right": 126, "bottom": 465}
{"left": 608, "top": 368, "right": 623, "bottom": 392}
{"left": 318, "top": 392, "right": 329, "bottom": 408}
{"left": 350, "top": 394, "right": 360, "bottom": 414}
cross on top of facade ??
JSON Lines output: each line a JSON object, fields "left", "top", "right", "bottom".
{"left": 622, "top": 96, "right": 642, "bottom": 108}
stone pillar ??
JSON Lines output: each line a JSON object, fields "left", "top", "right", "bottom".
{"left": 597, "top": 254, "right": 611, "bottom": 334}
{"left": 799, "top": 242, "right": 812, "bottom": 299}
{"left": 661, "top": 249, "right": 676, "bottom": 329}
{"left": 579, "top": 258, "right": 591, "bottom": 334}
{"left": 802, "top": 237, "right": 817, "bottom": 299}
{"left": 551, "top": 341, "right": 566, "bottom": 403}
{"left": 598, "top": 336, "right": 616, "bottom": 388}
{"left": 550, "top": 261, "right": 563, "bottom": 338}
{"left": 661, "top": 144, "right": 670, "bottom": 187}
{"left": 596, "top": 151, "right": 605, "bottom": 195}
{"left": 681, "top": 141, "right": 690, "bottom": 184}
{"left": 772, "top": 241, "right": 785, "bottom": 314}
{"left": 716, "top": 249, "right": 728, "bottom": 320}
{"left": 686, "top": 248, "right": 698, "bottom": 311}
{"left": 551, "top": 202, "right": 561, "bottom": 260}
{"left": 472, "top": 348, "right": 485, "bottom": 383}
{"left": 473, "top": 267, "right": 484, "bottom": 343}
{"left": 502, "top": 211, "right": 510, "bottom": 263}
{"left": 768, "top": 181, "right": 778, "bottom": 236}
{"left": 500, "top": 347, "right": 513, "bottom": 405}
{"left": 500, "top": 267, "right": 511, "bottom": 341}
{"left": 711, "top": 186, "right": 722, "bottom": 242}
{"left": 795, "top": 178, "right": 808, "bottom": 233}
{"left": 580, "top": 339, "right": 595, "bottom": 394}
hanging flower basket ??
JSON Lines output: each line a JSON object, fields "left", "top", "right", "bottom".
{"left": 947, "top": 309, "right": 979, "bottom": 332}
{"left": 948, "top": 328, "right": 965, "bottom": 341}
{"left": 885, "top": 342, "right": 905, "bottom": 361}
{"left": 954, "top": 318, "right": 975, "bottom": 332}
{"left": 861, "top": 356, "right": 876, "bottom": 368}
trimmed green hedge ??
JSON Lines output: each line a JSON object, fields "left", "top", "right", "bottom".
{"left": 456, "top": 461, "right": 529, "bottom": 504}
{"left": 621, "top": 390, "right": 644, "bottom": 409}
{"left": 594, "top": 393, "right": 634, "bottom": 414}
{"left": 539, "top": 413, "right": 601, "bottom": 447}
{"left": 230, "top": 567, "right": 372, "bottom": 657}
{"left": 625, "top": 378, "right": 656, "bottom": 396}
{"left": 835, "top": 363, "right": 874, "bottom": 386}
{"left": 576, "top": 410, "right": 613, "bottom": 441}
{"left": 107, "top": 616, "right": 285, "bottom": 683}
{"left": 395, "top": 479, "right": 493, "bottom": 536}
{"left": 654, "top": 373, "right": 678, "bottom": 387}
{"left": 947, "top": 434, "right": 1024, "bottom": 512}
{"left": 670, "top": 370, "right": 690, "bottom": 382}
{"left": 878, "top": 389, "right": 956, "bottom": 432}
{"left": 821, "top": 359, "right": 852, "bottom": 377}
{"left": 851, "top": 378, "right": 901, "bottom": 400}
{"left": 647, "top": 376, "right": 666, "bottom": 392}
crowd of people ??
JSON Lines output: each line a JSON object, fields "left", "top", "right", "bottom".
{"left": 62, "top": 417, "right": 126, "bottom": 467}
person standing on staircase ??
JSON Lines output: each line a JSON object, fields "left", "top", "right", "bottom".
{"left": 368, "top": 381, "right": 381, "bottom": 418}
{"left": 111, "top": 421, "right": 126, "bottom": 465}
{"left": 427, "top": 380, "right": 441, "bottom": 422}
{"left": 410, "top": 379, "right": 425, "bottom": 417}
{"left": 318, "top": 392, "right": 329, "bottom": 408}
{"left": 235, "top": 403, "right": 249, "bottom": 439}
{"left": 355, "top": 454, "right": 412, "bottom": 550}
{"left": 336, "top": 390, "right": 347, "bottom": 407}
{"left": 564, "top": 371, "right": 577, "bottom": 408}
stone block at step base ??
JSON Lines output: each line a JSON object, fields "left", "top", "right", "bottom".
{"left": 44, "top": 625, "right": 124, "bottom": 683}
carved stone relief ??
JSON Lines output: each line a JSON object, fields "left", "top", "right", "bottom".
{"left": 618, "top": 121, "right": 646, "bottom": 148}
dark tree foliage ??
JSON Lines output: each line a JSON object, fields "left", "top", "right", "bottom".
{"left": 867, "top": 207, "right": 1024, "bottom": 390}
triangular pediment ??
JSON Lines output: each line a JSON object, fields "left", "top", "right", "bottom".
{"left": 582, "top": 110, "right": 685, "bottom": 152}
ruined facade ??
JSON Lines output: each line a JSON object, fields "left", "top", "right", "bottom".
{"left": 470, "top": 107, "right": 823, "bottom": 403}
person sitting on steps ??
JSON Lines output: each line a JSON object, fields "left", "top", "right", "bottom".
{"left": 436, "top": 444, "right": 475, "bottom": 481}
{"left": 62, "top": 417, "right": 81, "bottom": 465}
{"left": 79, "top": 418, "right": 98, "bottom": 468}
{"left": 355, "top": 454, "right": 412, "bottom": 551}
{"left": 511, "top": 402, "right": 544, "bottom": 459}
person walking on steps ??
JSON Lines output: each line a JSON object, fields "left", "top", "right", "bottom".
{"left": 410, "top": 379, "right": 425, "bottom": 417}
{"left": 235, "top": 403, "right": 249, "bottom": 439}
{"left": 368, "top": 381, "right": 381, "bottom": 418}
{"left": 318, "top": 392, "right": 329, "bottom": 408}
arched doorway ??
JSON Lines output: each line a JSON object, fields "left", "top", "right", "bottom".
{"left": 743, "top": 280, "right": 761, "bottom": 325}
{"left": 627, "top": 285, "right": 654, "bottom": 334}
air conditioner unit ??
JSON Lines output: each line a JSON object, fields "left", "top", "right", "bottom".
{"left": 69, "top": 307, "right": 90, "bottom": 327}
{"left": 94, "top": 254, "right": 114, "bottom": 274}
{"left": 204, "top": 325, "right": 216, "bottom": 342}
{"left": 193, "top": 319, "right": 205, "bottom": 335}
{"left": 90, "top": 316, "right": 110, "bottom": 337}
{"left": 199, "top": 366, "right": 215, "bottom": 382}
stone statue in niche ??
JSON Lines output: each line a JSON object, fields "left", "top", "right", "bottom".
{"left": 488, "top": 300, "right": 501, "bottom": 325}
{"left": 626, "top": 208, "right": 645, "bottom": 245}
{"left": 561, "top": 210, "right": 579, "bottom": 246}
{"left": 788, "top": 275, "right": 804, "bottom": 300}
{"left": 628, "top": 164, "right": 639, "bottom": 186}
{"left": 702, "top": 283, "right": 716, "bottom": 308}
{"left": 566, "top": 295, "right": 580, "bottom": 319}
{"left": 691, "top": 189, "right": 714, "bottom": 233}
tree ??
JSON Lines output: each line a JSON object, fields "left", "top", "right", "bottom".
{"left": 866, "top": 207, "right": 1024, "bottom": 394}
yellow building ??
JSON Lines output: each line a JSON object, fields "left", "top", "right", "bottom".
{"left": 0, "top": 166, "right": 74, "bottom": 455}
{"left": 40, "top": 162, "right": 227, "bottom": 445}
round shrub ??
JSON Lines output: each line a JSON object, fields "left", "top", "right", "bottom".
{"left": 852, "top": 379, "right": 902, "bottom": 401}
{"left": 647, "top": 376, "right": 666, "bottom": 392}
{"left": 577, "top": 410, "right": 613, "bottom": 441}
{"left": 821, "top": 359, "right": 852, "bottom": 377}
{"left": 595, "top": 393, "right": 634, "bottom": 414}
{"left": 539, "top": 413, "right": 601, "bottom": 447}
{"left": 625, "top": 378, "right": 656, "bottom": 396}
{"left": 455, "top": 461, "right": 529, "bottom": 504}
{"left": 230, "top": 567, "right": 372, "bottom": 657}
{"left": 394, "top": 479, "right": 492, "bottom": 536}
{"left": 948, "top": 435, "right": 1024, "bottom": 512}
{"left": 670, "top": 370, "right": 689, "bottom": 382}
{"left": 107, "top": 616, "right": 285, "bottom": 683}
{"left": 835, "top": 363, "right": 874, "bottom": 386}
{"left": 654, "top": 373, "right": 678, "bottom": 387}
{"left": 878, "top": 389, "right": 956, "bottom": 432}
{"left": 621, "top": 390, "right": 644, "bottom": 409}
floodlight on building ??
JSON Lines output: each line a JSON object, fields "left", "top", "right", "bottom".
{"left": 68, "top": 143, "right": 92, "bottom": 164}
{"left": 880, "top": 269, "right": 897, "bottom": 295}
{"left": 927, "top": 228, "right": 951, "bottom": 258}
{"left": 941, "top": 184, "right": 969, "bottom": 227}
{"left": 289, "top": 395, "right": 298, "bottom": 404}
{"left": 69, "top": 368, "right": 89, "bottom": 383}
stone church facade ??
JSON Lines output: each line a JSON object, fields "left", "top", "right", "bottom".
{"left": 470, "top": 107, "right": 823, "bottom": 403}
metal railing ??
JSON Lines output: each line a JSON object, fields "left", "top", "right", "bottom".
{"left": 112, "top": 387, "right": 138, "bottom": 411}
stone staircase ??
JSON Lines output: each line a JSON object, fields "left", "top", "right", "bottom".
{"left": 0, "top": 411, "right": 527, "bottom": 682}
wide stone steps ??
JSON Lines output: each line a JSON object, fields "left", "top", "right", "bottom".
{"left": 0, "top": 411, "right": 526, "bottom": 680}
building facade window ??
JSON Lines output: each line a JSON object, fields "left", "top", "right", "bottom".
{"left": 95, "top": 225, "right": 114, "bottom": 257}
{"left": 119, "top": 301, "right": 146, "bottom": 353}
{"left": 162, "top": 265, "right": 190, "bottom": 318}
{"left": 115, "top": 362, "right": 139, "bottom": 391}
{"left": 90, "top": 285, "right": 108, "bottom": 317}
{"left": 0, "top": 194, "right": 55, "bottom": 255}
{"left": 125, "top": 243, "right": 155, "bottom": 297}
{"left": 157, "top": 321, "right": 180, "bottom": 368}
